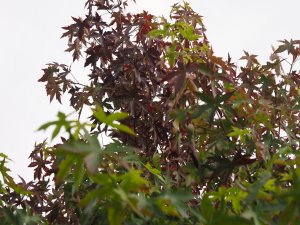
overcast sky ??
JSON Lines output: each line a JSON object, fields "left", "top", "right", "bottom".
{"left": 1, "top": 0, "right": 300, "bottom": 181}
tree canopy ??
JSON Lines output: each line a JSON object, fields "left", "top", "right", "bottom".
{"left": 1, "top": 0, "right": 300, "bottom": 224}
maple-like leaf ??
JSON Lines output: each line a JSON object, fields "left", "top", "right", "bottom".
{"left": 240, "top": 51, "right": 260, "bottom": 68}
{"left": 46, "top": 80, "right": 62, "bottom": 103}
{"left": 274, "top": 39, "right": 298, "bottom": 55}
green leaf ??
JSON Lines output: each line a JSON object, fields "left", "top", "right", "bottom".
{"left": 165, "top": 44, "right": 178, "bottom": 67}
{"left": 93, "top": 105, "right": 136, "bottom": 136}
{"left": 176, "top": 21, "right": 200, "bottom": 41}
{"left": 92, "top": 104, "right": 107, "bottom": 123}
{"left": 190, "top": 208, "right": 207, "bottom": 223}
{"left": 56, "top": 155, "right": 77, "bottom": 182}
{"left": 228, "top": 126, "right": 251, "bottom": 143}
{"left": 221, "top": 104, "right": 236, "bottom": 117}
{"left": 241, "top": 208, "right": 262, "bottom": 225}
{"left": 246, "top": 172, "right": 271, "bottom": 202}
{"left": 148, "top": 28, "right": 166, "bottom": 38}
{"left": 37, "top": 112, "right": 73, "bottom": 140}
{"left": 0, "top": 153, "right": 9, "bottom": 159}
{"left": 192, "top": 104, "right": 211, "bottom": 118}
{"left": 161, "top": 190, "right": 194, "bottom": 218}
{"left": 104, "top": 142, "right": 135, "bottom": 154}
{"left": 215, "top": 92, "right": 234, "bottom": 105}
{"left": 145, "top": 163, "right": 161, "bottom": 176}
{"left": 110, "top": 123, "right": 136, "bottom": 136}
{"left": 197, "top": 92, "right": 214, "bottom": 104}
{"left": 200, "top": 194, "right": 214, "bottom": 222}
{"left": 170, "top": 109, "right": 188, "bottom": 122}
{"left": 73, "top": 158, "right": 85, "bottom": 191}
{"left": 52, "top": 123, "right": 63, "bottom": 140}
{"left": 59, "top": 135, "right": 101, "bottom": 156}
{"left": 108, "top": 207, "right": 123, "bottom": 225}
{"left": 106, "top": 112, "right": 129, "bottom": 124}
{"left": 37, "top": 121, "right": 57, "bottom": 131}
{"left": 120, "top": 169, "right": 149, "bottom": 191}
{"left": 2, "top": 207, "right": 20, "bottom": 225}
{"left": 80, "top": 188, "right": 113, "bottom": 207}
{"left": 206, "top": 106, "right": 217, "bottom": 124}
{"left": 293, "top": 97, "right": 300, "bottom": 110}
{"left": 145, "top": 163, "right": 165, "bottom": 184}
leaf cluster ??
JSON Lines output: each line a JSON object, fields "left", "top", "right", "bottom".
{"left": 1, "top": 0, "right": 300, "bottom": 224}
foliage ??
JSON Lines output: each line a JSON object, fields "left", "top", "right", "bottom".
{"left": 1, "top": 0, "right": 300, "bottom": 224}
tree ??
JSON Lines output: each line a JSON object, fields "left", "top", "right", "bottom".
{"left": 1, "top": 0, "right": 300, "bottom": 224}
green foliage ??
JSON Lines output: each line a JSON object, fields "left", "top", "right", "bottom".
{"left": 1, "top": 0, "right": 300, "bottom": 224}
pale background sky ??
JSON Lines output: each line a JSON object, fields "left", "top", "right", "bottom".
{"left": 1, "top": 0, "right": 300, "bottom": 181}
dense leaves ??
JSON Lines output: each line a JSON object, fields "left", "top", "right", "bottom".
{"left": 1, "top": 0, "right": 300, "bottom": 224}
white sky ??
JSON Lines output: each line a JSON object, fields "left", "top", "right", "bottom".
{"left": 1, "top": 0, "right": 300, "bottom": 181}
